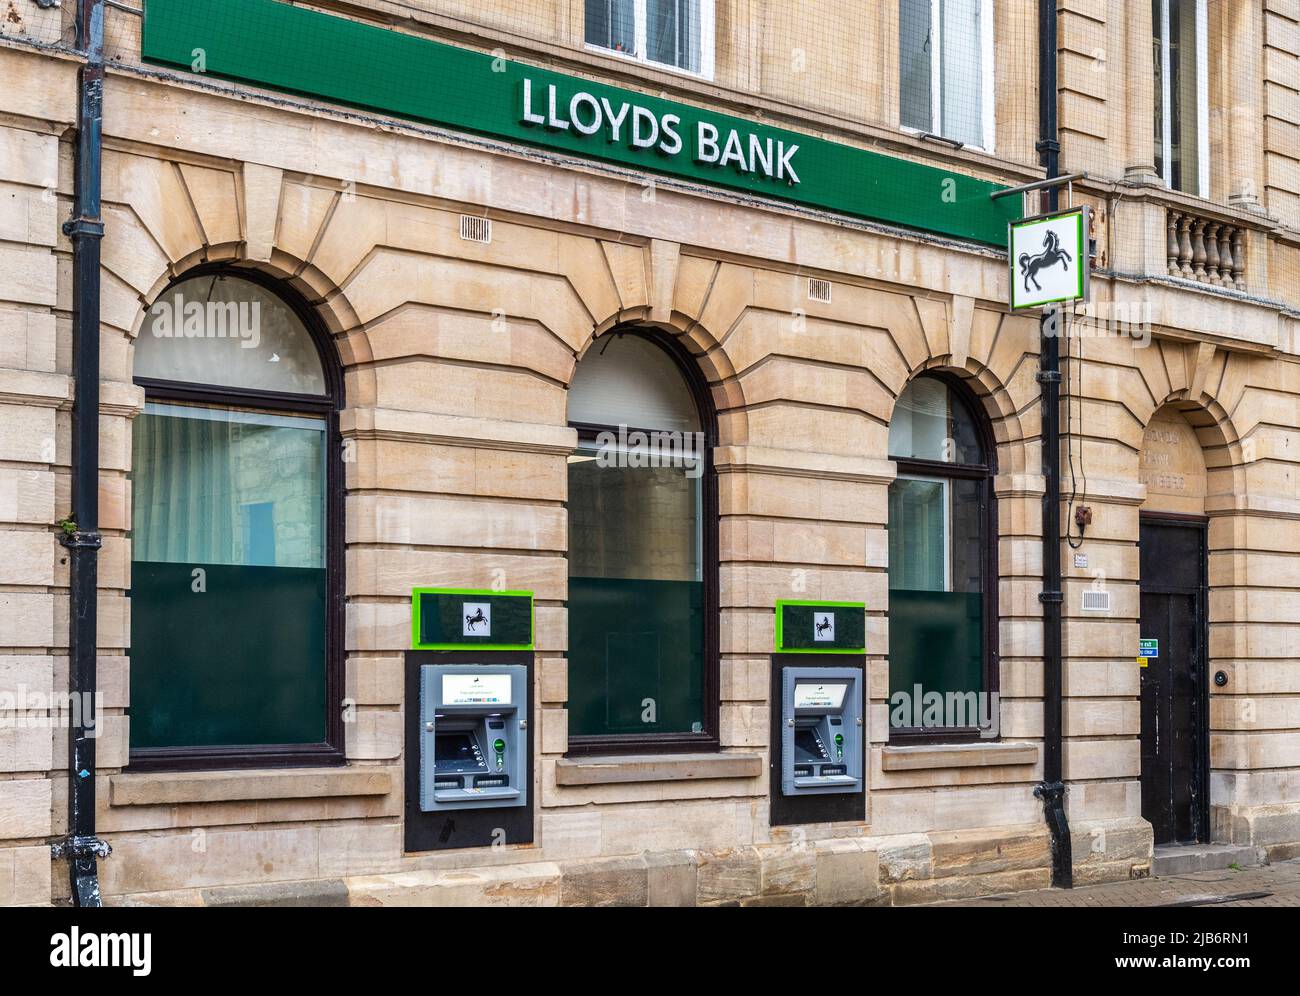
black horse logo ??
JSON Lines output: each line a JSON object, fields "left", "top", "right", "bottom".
{"left": 815, "top": 616, "right": 833, "bottom": 639}
{"left": 465, "top": 607, "right": 488, "bottom": 632}
{"left": 1019, "top": 229, "right": 1072, "bottom": 292}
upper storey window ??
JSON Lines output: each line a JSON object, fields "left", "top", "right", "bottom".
{"left": 899, "top": 0, "right": 994, "bottom": 151}
{"left": 1153, "top": 0, "right": 1208, "bottom": 197}
{"left": 585, "top": 0, "right": 716, "bottom": 79}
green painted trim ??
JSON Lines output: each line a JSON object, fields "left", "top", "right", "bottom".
{"left": 142, "top": 0, "right": 1022, "bottom": 246}
{"left": 411, "top": 588, "right": 535, "bottom": 651}
{"left": 774, "top": 599, "right": 866, "bottom": 654}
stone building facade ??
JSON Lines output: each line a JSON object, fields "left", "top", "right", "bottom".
{"left": 1, "top": 0, "right": 1299, "bottom": 906}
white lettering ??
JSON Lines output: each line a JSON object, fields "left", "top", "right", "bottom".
{"left": 696, "top": 121, "right": 720, "bottom": 164}
{"left": 601, "top": 97, "right": 630, "bottom": 142}
{"left": 49, "top": 929, "right": 152, "bottom": 978}
{"left": 569, "top": 91, "right": 603, "bottom": 135}
{"left": 631, "top": 105, "right": 659, "bottom": 149}
{"left": 520, "top": 77, "right": 545, "bottom": 126}
{"left": 659, "top": 113, "right": 683, "bottom": 156}
{"left": 777, "top": 141, "right": 801, "bottom": 184}
{"left": 546, "top": 84, "right": 570, "bottom": 130}
{"left": 749, "top": 133, "right": 774, "bottom": 177}
{"left": 719, "top": 129, "right": 747, "bottom": 170}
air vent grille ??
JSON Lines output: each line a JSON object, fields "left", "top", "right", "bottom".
{"left": 460, "top": 215, "right": 492, "bottom": 244}
{"left": 1080, "top": 589, "right": 1111, "bottom": 612}
{"left": 808, "top": 278, "right": 832, "bottom": 303}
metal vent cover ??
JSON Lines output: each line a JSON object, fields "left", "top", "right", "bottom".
{"left": 459, "top": 215, "right": 492, "bottom": 244}
{"left": 1080, "top": 589, "right": 1111, "bottom": 612}
{"left": 807, "top": 277, "right": 832, "bottom": 303}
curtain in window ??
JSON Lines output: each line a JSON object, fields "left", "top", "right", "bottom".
{"left": 647, "top": 0, "right": 702, "bottom": 73}
{"left": 939, "top": 0, "right": 984, "bottom": 146}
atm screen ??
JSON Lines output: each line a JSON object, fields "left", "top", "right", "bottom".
{"left": 793, "top": 728, "right": 826, "bottom": 762}
{"left": 435, "top": 733, "right": 484, "bottom": 769}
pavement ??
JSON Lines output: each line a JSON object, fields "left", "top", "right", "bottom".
{"left": 934, "top": 858, "right": 1300, "bottom": 906}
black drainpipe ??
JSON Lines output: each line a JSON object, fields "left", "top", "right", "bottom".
{"left": 1032, "top": 0, "right": 1072, "bottom": 888}
{"left": 51, "top": 0, "right": 110, "bottom": 907}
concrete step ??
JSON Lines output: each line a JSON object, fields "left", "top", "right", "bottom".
{"left": 1152, "top": 843, "right": 1263, "bottom": 877}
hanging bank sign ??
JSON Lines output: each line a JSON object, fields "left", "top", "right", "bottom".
{"left": 142, "top": 0, "right": 1021, "bottom": 246}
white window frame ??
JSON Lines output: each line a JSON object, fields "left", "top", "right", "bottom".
{"left": 895, "top": 473, "right": 953, "bottom": 592}
{"left": 584, "top": 0, "right": 716, "bottom": 81}
{"left": 1155, "top": 0, "right": 1209, "bottom": 198}
{"left": 899, "top": 0, "right": 995, "bottom": 153}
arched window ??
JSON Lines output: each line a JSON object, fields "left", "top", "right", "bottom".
{"left": 566, "top": 330, "right": 718, "bottom": 752}
{"left": 887, "top": 374, "right": 998, "bottom": 738}
{"left": 129, "top": 269, "right": 343, "bottom": 768}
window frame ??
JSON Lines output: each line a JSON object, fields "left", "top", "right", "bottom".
{"left": 898, "top": 0, "right": 996, "bottom": 153}
{"left": 564, "top": 326, "right": 720, "bottom": 756}
{"left": 1154, "top": 0, "right": 1210, "bottom": 198}
{"left": 583, "top": 0, "right": 717, "bottom": 81}
{"left": 127, "top": 265, "right": 346, "bottom": 772}
{"left": 886, "top": 372, "right": 1000, "bottom": 744}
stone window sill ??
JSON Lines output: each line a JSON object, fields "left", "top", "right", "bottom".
{"left": 109, "top": 767, "right": 393, "bottom": 807}
{"left": 880, "top": 741, "right": 1039, "bottom": 771}
{"left": 554, "top": 752, "right": 763, "bottom": 786}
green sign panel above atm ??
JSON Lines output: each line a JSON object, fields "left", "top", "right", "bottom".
{"left": 775, "top": 600, "right": 866, "bottom": 654}
{"left": 142, "top": 0, "right": 1021, "bottom": 245}
{"left": 411, "top": 589, "right": 534, "bottom": 651}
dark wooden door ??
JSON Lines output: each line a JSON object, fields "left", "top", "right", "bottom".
{"left": 1138, "top": 517, "right": 1208, "bottom": 845}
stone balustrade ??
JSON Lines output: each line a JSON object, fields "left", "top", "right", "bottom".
{"left": 1167, "top": 210, "right": 1247, "bottom": 290}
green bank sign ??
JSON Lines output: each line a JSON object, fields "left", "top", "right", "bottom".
{"left": 142, "top": 0, "right": 1020, "bottom": 245}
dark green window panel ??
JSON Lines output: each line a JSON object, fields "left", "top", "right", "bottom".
{"left": 129, "top": 562, "right": 326, "bottom": 748}
{"left": 129, "top": 403, "right": 328, "bottom": 750}
{"left": 888, "top": 589, "right": 983, "bottom": 710}
{"left": 567, "top": 577, "right": 704, "bottom": 736}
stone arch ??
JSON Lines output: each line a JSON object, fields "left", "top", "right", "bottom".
{"left": 886, "top": 356, "right": 1034, "bottom": 478}
{"left": 575, "top": 311, "right": 748, "bottom": 449}
{"left": 1132, "top": 341, "right": 1249, "bottom": 505}
{"left": 100, "top": 155, "right": 366, "bottom": 378}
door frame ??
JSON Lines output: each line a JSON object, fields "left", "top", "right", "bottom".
{"left": 1138, "top": 511, "right": 1211, "bottom": 844}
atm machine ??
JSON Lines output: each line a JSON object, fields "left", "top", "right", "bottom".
{"left": 419, "top": 664, "right": 527, "bottom": 811}
{"left": 405, "top": 589, "right": 534, "bottom": 852}
{"left": 770, "top": 600, "right": 866, "bottom": 826}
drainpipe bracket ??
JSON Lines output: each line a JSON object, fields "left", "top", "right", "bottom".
{"left": 50, "top": 835, "right": 112, "bottom": 861}
{"left": 1037, "top": 590, "right": 1063, "bottom": 604}
{"left": 57, "top": 529, "right": 102, "bottom": 551}
{"left": 1035, "top": 369, "right": 1062, "bottom": 385}
{"left": 1034, "top": 780, "right": 1066, "bottom": 804}
{"left": 62, "top": 217, "right": 105, "bottom": 240}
